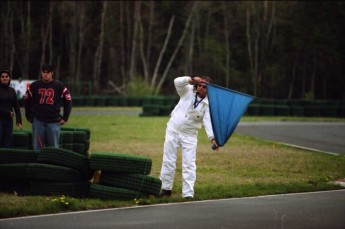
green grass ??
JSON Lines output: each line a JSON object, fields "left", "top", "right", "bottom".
{"left": 1, "top": 107, "right": 345, "bottom": 218}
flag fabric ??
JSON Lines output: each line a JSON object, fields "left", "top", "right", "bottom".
{"left": 207, "top": 83, "right": 255, "bottom": 147}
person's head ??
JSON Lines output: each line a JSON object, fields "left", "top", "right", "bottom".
{"left": 195, "top": 76, "right": 212, "bottom": 98}
{"left": 0, "top": 69, "right": 11, "bottom": 86}
{"left": 41, "top": 65, "right": 54, "bottom": 83}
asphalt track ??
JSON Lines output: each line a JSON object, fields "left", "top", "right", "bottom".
{"left": 235, "top": 121, "right": 345, "bottom": 155}
{"left": 1, "top": 119, "right": 344, "bottom": 228}
{"left": 1, "top": 190, "right": 345, "bottom": 228}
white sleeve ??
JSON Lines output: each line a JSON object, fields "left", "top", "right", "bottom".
{"left": 174, "top": 76, "right": 193, "bottom": 97}
{"left": 203, "top": 106, "right": 215, "bottom": 141}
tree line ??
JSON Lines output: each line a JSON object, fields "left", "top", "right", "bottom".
{"left": 0, "top": 1, "right": 344, "bottom": 100}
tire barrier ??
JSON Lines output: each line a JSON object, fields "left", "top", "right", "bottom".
{"left": 12, "top": 127, "right": 91, "bottom": 156}
{"left": 89, "top": 183, "right": 146, "bottom": 201}
{"left": 0, "top": 163, "right": 28, "bottom": 182}
{"left": 12, "top": 130, "right": 32, "bottom": 149}
{"left": 29, "top": 181, "right": 90, "bottom": 198}
{"left": 89, "top": 152, "right": 152, "bottom": 175}
{"left": 100, "top": 172, "right": 161, "bottom": 196}
{"left": 60, "top": 127, "right": 90, "bottom": 156}
{"left": 38, "top": 147, "right": 90, "bottom": 178}
{"left": 88, "top": 152, "right": 160, "bottom": 200}
{"left": 245, "top": 99, "right": 345, "bottom": 117}
{"left": 26, "top": 163, "right": 83, "bottom": 182}
{"left": 0, "top": 148, "right": 38, "bottom": 164}
{"left": 2, "top": 128, "right": 161, "bottom": 201}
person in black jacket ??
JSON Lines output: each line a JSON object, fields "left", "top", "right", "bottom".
{"left": 0, "top": 69, "right": 22, "bottom": 147}
{"left": 24, "top": 65, "right": 72, "bottom": 150}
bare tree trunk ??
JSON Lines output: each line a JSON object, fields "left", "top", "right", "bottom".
{"left": 76, "top": 4, "right": 85, "bottom": 86}
{"left": 185, "top": 19, "right": 195, "bottom": 74}
{"left": 150, "top": 15, "right": 175, "bottom": 91}
{"left": 25, "top": 2, "right": 31, "bottom": 78}
{"left": 145, "top": 0, "right": 154, "bottom": 81}
{"left": 288, "top": 60, "right": 297, "bottom": 99}
{"left": 246, "top": 6, "right": 257, "bottom": 96}
{"left": 126, "top": 2, "right": 132, "bottom": 80}
{"left": 195, "top": 13, "right": 202, "bottom": 55}
{"left": 254, "top": 15, "right": 259, "bottom": 95}
{"left": 49, "top": 2, "right": 53, "bottom": 68}
{"left": 310, "top": 57, "right": 316, "bottom": 100}
{"left": 154, "top": 2, "right": 198, "bottom": 95}
{"left": 39, "top": 4, "right": 52, "bottom": 77}
{"left": 302, "top": 59, "right": 306, "bottom": 98}
{"left": 138, "top": 0, "right": 155, "bottom": 83}
{"left": 223, "top": 2, "right": 230, "bottom": 88}
{"left": 93, "top": 1, "right": 107, "bottom": 94}
{"left": 6, "top": 2, "right": 16, "bottom": 71}
{"left": 246, "top": 1, "right": 275, "bottom": 97}
{"left": 68, "top": 2, "right": 77, "bottom": 83}
{"left": 129, "top": 1, "right": 140, "bottom": 81}
{"left": 138, "top": 10, "right": 149, "bottom": 81}
{"left": 9, "top": 14, "right": 16, "bottom": 72}
{"left": 264, "top": 1, "right": 275, "bottom": 57}
{"left": 16, "top": 2, "right": 32, "bottom": 78}
{"left": 258, "top": 0, "right": 276, "bottom": 95}
{"left": 119, "top": 1, "right": 126, "bottom": 88}
{"left": 203, "top": 9, "right": 211, "bottom": 55}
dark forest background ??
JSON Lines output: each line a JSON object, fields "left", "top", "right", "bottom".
{"left": 1, "top": 1, "right": 344, "bottom": 99}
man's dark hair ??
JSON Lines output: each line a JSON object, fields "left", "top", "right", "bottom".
{"left": 194, "top": 76, "right": 213, "bottom": 91}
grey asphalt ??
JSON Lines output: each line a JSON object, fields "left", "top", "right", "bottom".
{"left": 1, "top": 120, "right": 344, "bottom": 228}
{"left": 235, "top": 121, "right": 345, "bottom": 155}
{"left": 1, "top": 190, "right": 345, "bottom": 228}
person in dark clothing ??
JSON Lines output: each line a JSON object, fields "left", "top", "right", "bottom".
{"left": 24, "top": 65, "right": 72, "bottom": 150}
{"left": 0, "top": 69, "right": 22, "bottom": 147}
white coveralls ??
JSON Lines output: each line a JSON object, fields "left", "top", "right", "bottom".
{"left": 160, "top": 76, "right": 215, "bottom": 198}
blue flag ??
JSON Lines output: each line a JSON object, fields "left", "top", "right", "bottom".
{"left": 207, "top": 84, "right": 255, "bottom": 147}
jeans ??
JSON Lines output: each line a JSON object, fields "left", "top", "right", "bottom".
{"left": 0, "top": 118, "right": 13, "bottom": 147}
{"left": 32, "top": 118, "right": 60, "bottom": 150}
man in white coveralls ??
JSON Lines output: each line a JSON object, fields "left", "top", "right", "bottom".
{"left": 159, "top": 76, "right": 219, "bottom": 199}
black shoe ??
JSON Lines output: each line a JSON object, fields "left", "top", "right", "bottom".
{"left": 158, "top": 189, "right": 172, "bottom": 197}
{"left": 183, "top": 196, "right": 194, "bottom": 200}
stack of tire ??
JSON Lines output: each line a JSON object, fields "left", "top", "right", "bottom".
{"left": 12, "top": 130, "right": 32, "bottom": 149}
{"left": 11, "top": 127, "right": 91, "bottom": 154}
{"left": 89, "top": 152, "right": 161, "bottom": 200}
{"left": 2, "top": 127, "right": 92, "bottom": 197}
{"left": 28, "top": 147, "right": 91, "bottom": 197}
{"left": 0, "top": 148, "right": 37, "bottom": 194}
{"left": 0, "top": 147, "right": 91, "bottom": 197}
{"left": 60, "top": 127, "right": 91, "bottom": 156}
{"left": 140, "top": 96, "right": 178, "bottom": 117}
{"left": 2, "top": 128, "right": 162, "bottom": 201}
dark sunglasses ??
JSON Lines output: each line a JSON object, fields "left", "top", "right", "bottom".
{"left": 197, "top": 84, "right": 207, "bottom": 89}
{"left": 1, "top": 75, "right": 9, "bottom": 78}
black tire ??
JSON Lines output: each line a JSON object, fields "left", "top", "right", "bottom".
{"left": 100, "top": 172, "right": 161, "bottom": 196}
{"left": 73, "top": 131, "right": 87, "bottom": 143}
{"left": 89, "top": 152, "right": 152, "bottom": 175}
{"left": 61, "top": 143, "right": 74, "bottom": 151}
{"left": 26, "top": 163, "right": 83, "bottom": 182}
{"left": 38, "top": 147, "right": 89, "bottom": 175}
{"left": 0, "top": 148, "right": 37, "bottom": 164}
{"left": 29, "top": 181, "right": 90, "bottom": 197}
{"left": 60, "top": 131, "right": 74, "bottom": 144}
{"left": 12, "top": 131, "right": 31, "bottom": 148}
{"left": 89, "top": 183, "right": 146, "bottom": 200}
{"left": 0, "top": 163, "right": 28, "bottom": 181}
{"left": 73, "top": 143, "right": 87, "bottom": 156}
{"left": 61, "top": 127, "right": 91, "bottom": 140}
